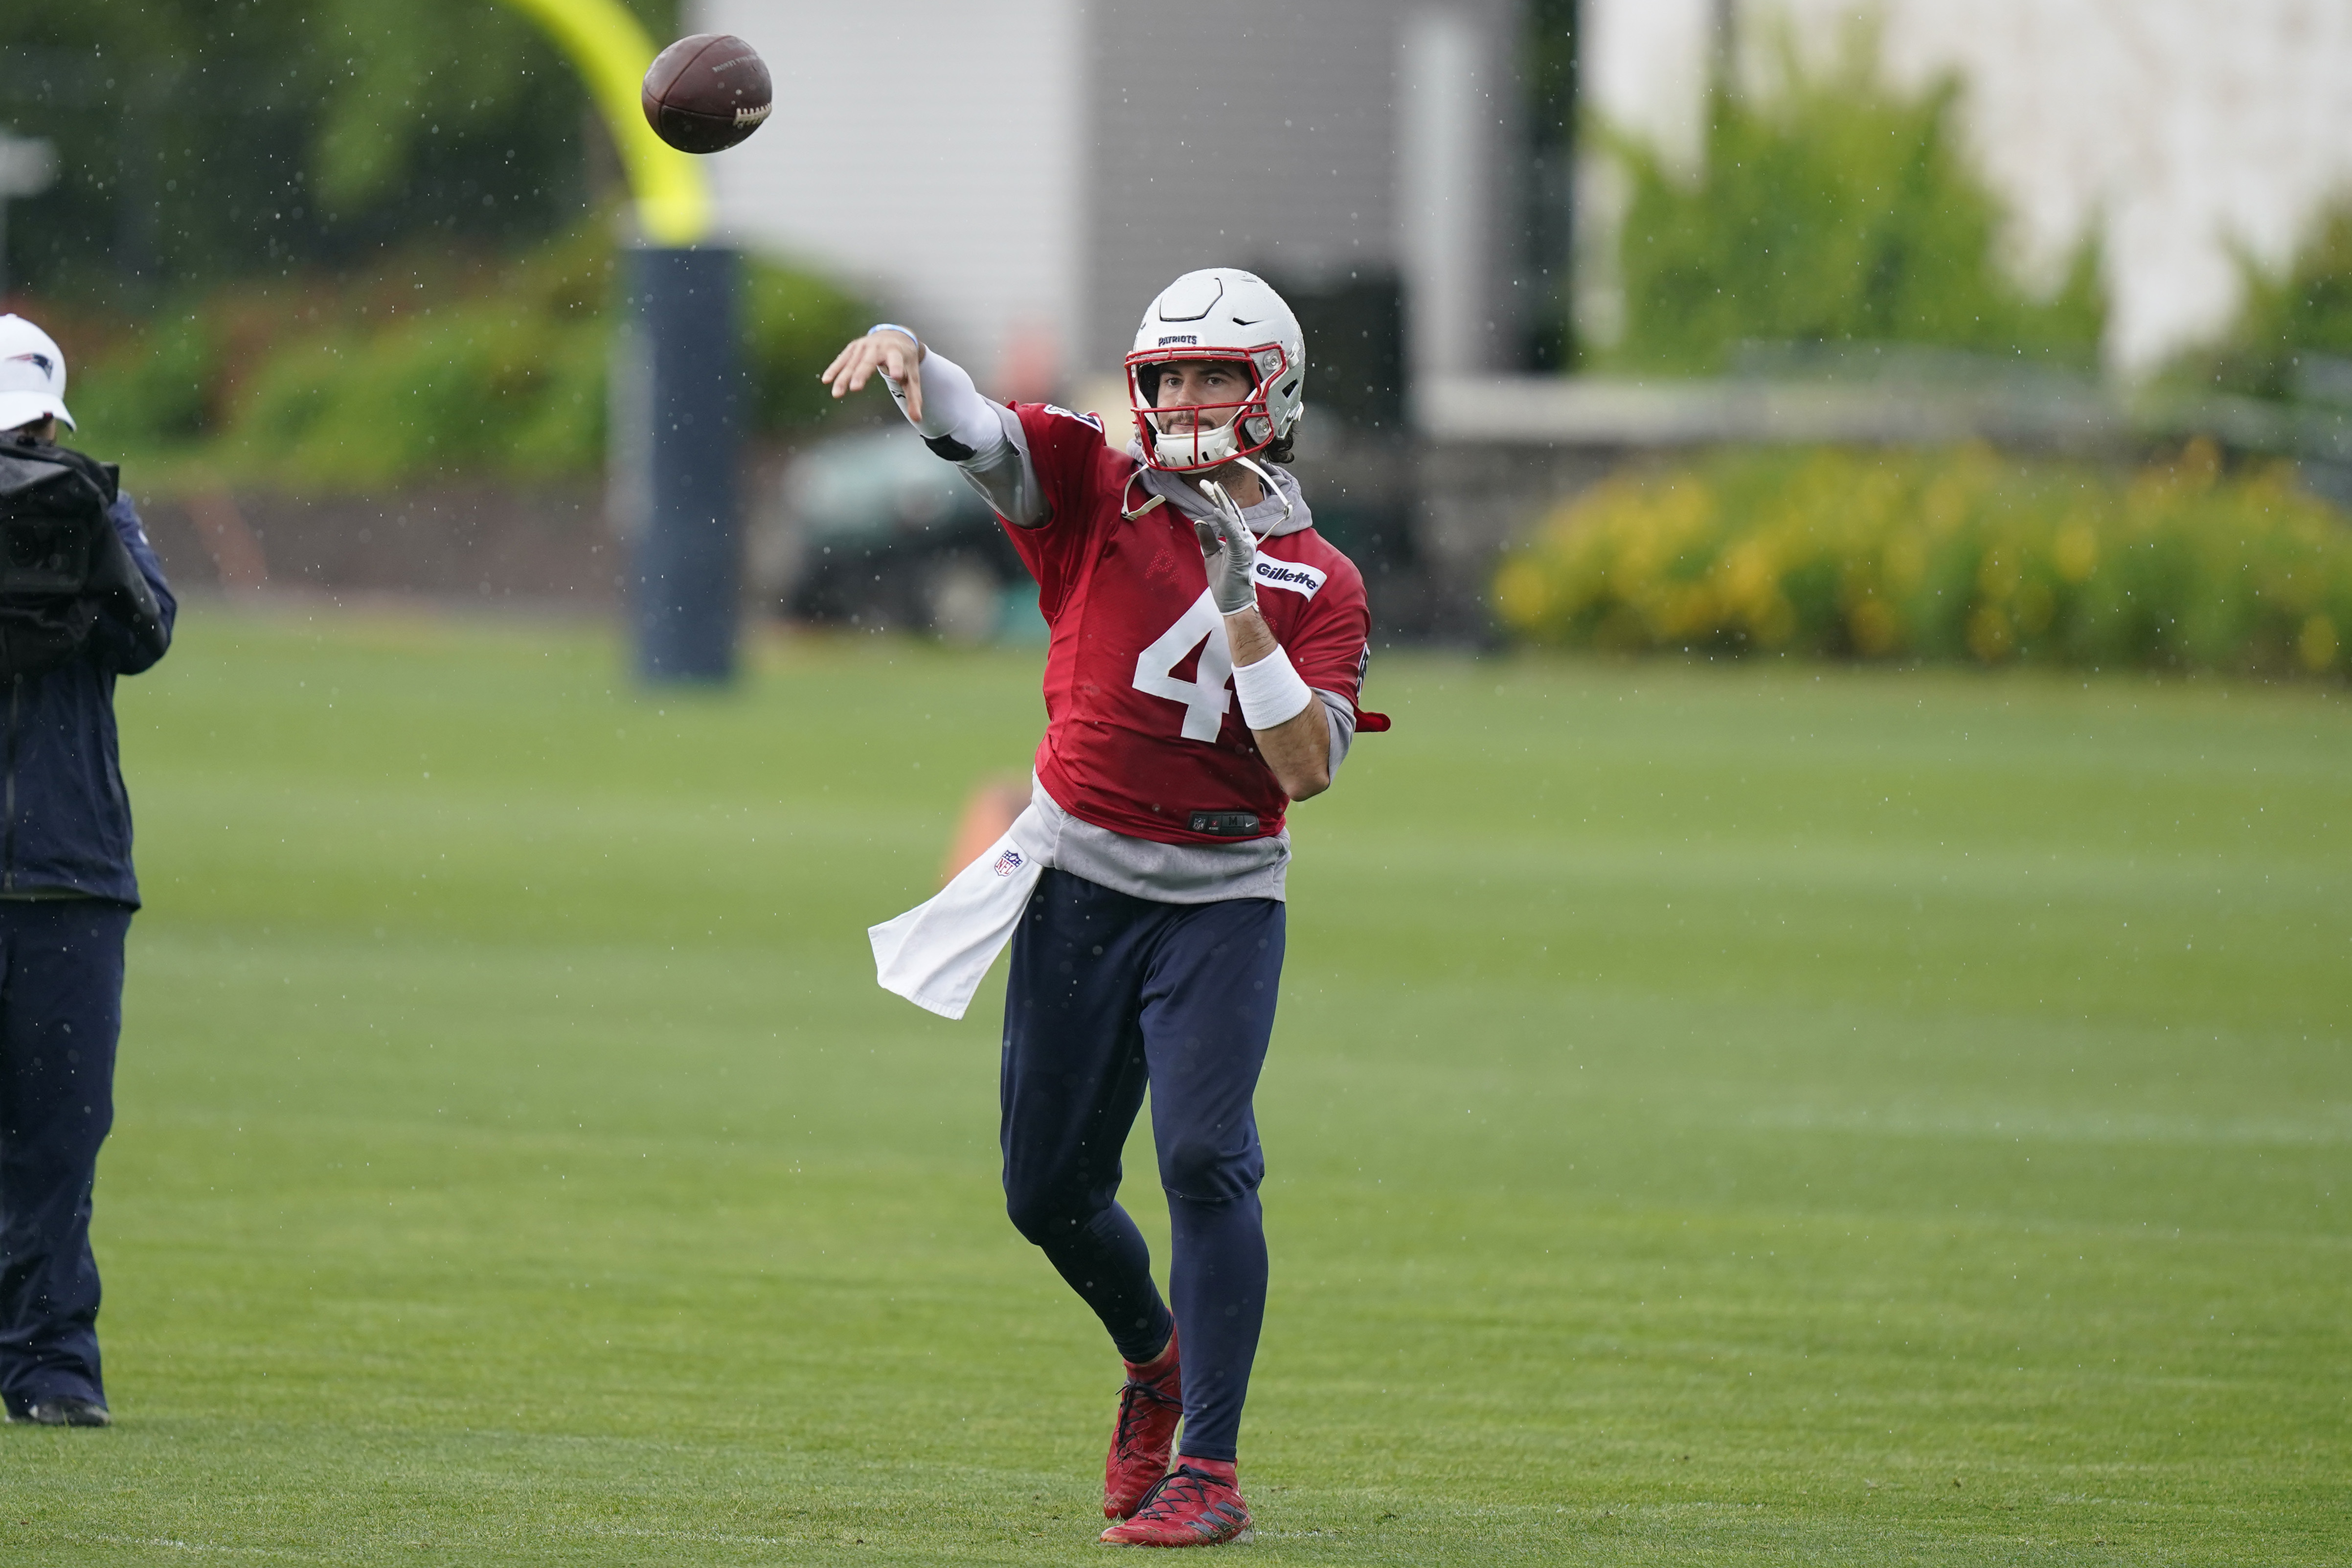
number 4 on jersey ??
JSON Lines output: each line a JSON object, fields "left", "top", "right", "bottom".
{"left": 1131, "top": 589, "right": 1235, "bottom": 741}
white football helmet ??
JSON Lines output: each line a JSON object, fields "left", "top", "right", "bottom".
{"left": 1126, "top": 269, "right": 1305, "bottom": 473}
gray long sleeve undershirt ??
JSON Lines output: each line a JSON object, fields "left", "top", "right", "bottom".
{"left": 881, "top": 341, "right": 1047, "bottom": 529}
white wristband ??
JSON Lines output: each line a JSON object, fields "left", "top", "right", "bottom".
{"left": 1231, "top": 644, "right": 1314, "bottom": 731}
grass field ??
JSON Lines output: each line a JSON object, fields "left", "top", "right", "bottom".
{"left": 4, "top": 608, "right": 2346, "bottom": 1565}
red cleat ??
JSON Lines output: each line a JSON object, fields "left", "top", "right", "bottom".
{"left": 1099, "top": 1458, "right": 1251, "bottom": 1547}
{"left": 1104, "top": 1330, "right": 1183, "bottom": 1520}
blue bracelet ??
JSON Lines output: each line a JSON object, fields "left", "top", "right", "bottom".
{"left": 868, "top": 322, "right": 920, "bottom": 349}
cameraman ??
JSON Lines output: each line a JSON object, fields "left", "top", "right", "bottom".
{"left": 0, "top": 314, "right": 175, "bottom": 1428}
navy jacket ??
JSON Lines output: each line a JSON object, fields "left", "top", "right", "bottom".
{"left": 2, "top": 493, "right": 176, "bottom": 907}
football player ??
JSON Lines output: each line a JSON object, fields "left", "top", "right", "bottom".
{"left": 824, "top": 269, "right": 1381, "bottom": 1546}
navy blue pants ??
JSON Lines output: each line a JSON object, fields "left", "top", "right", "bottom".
{"left": 0, "top": 901, "right": 129, "bottom": 1418}
{"left": 1000, "top": 868, "right": 1283, "bottom": 1464}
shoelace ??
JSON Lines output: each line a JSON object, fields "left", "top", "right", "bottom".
{"left": 1129, "top": 1463, "right": 1226, "bottom": 1522}
{"left": 1111, "top": 1375, "right": 1182, "bottom": 1453}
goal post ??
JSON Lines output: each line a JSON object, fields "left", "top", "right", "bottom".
{"left": 497, "top": 0, "right": 711, "bottom": 245}
{"left": 498, "top": 0, "right": 742, "bottom": 682}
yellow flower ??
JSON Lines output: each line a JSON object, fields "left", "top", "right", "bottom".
{"left": 1719, "top": 538, "right": 1782, "bottom": 619}
{"left": 2053, "top": 523, "right": 2099, "bottom": 584}
{"left": 2015, "top": 580, "right": 2056, "bottom": 635}
{"left": 1849, "top": 597, "right": 1900, "bottom": 656}
{"left": 1884, "top": 533, "right": 1926, "bottom": 593}
{"left": 1978, "top": 546, "right": 2022, "bottom": 599}
{"left": 1493, "top": 557, "right": 1556, "bottom": 634}
{"left": 1966, "top": 605, "right": 2014, "bottom": 663}
{"left": 2299, "top": 614, "right": 2339, "bottom": 674}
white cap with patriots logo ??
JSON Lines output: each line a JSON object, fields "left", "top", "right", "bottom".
{"left": 0, "top": 313, "right": 73, "bottom": 433}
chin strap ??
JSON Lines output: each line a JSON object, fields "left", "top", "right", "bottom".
{"left": 1121, "top": 457, "right": 1291, "bottom": 531}
{"left": 1119, "top": 468, "right": 1165, "bottom": 521}
{"left": 1232, "top": 455, "right": 1291, "bottom": 534}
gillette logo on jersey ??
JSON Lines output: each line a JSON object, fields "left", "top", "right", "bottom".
{"left": 998, "top": 399, "right": 1371, "bottom": 847}
{"left": 1252, "top": 557, "right": 1326, "bottom": 598}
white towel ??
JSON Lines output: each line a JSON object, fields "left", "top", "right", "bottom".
{"left": 868, "top": 806, "right": 1044, "bottom": 1020}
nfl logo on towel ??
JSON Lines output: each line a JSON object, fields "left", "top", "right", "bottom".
{"left": 994, "top": 848, "right": 1026, "bottom": 877}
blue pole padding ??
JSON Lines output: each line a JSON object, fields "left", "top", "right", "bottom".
{"left": 627, "top": 245, "right": 740, "bottom": 683}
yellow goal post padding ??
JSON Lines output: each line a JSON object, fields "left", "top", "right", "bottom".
{"left": 497, "top": 0, "right": 713, "bottom": 245}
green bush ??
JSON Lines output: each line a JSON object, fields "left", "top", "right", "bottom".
{"left": 66, "top": 227, "right": 869, "bottom": 492}
{"left": 743, "top": 263, "right": 874, "bottom": 432}
{"left": 1493, "top": 444, "right": 2352, "bottom": 680}
{"left": 228, "top": 306, "right": 607, "bottom": 491}
{"left": 1601, "top": 31, "right": 2104, "bottom": 375}
{"left": 68, "top": 313, "right": 219, "bottom": 446}
{"left": 2168, "top": 199, "right": 2352, "bottom": 402}
{"left": 220, "top": 234, "right": 611, "bottom": 489}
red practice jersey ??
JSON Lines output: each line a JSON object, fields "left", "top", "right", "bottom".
{"left": 1002, "top": 402, "right": 1374, "bottom": 847}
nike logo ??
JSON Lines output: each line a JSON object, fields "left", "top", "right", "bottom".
{"left": 1230, "top": 316, "right": 1263, "bottom": 326}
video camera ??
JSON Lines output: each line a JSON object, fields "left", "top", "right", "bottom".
{"left": 0, "top": 432, "right": 164, "bottom": 676}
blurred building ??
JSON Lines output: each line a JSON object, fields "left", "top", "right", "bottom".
{"left": 691, "top": 0, "right": 1531, "bottom": 406}
{"left": 698, "top": 0, "right": 2352, "bottom": 386}
{"left": 701, "top": 0, "right": 2352, "bottom": 637}
{"left": 1586, "top": 0, "right": 2352, "bottom": 374}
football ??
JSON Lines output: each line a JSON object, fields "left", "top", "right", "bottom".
{"left": 641, "top": 34, "right": 772, "bottom": 154}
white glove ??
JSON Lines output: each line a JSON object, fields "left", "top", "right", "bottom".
{"left": 1196, "top": 479, "right": 1258, "bottom": 614}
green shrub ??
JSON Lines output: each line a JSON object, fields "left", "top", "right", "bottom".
{"left": 2168, "top": 199, "right": 2352, "bottom": 402}
{"left": 66, "top": 226, "right": 868, "bottom": 492}
{"left": 1494, "top": 444, "right": 2352, "bottom": 680}
{"left": 1601, "top": 30, "right": 2104, "bottom": 375}
{"left": 742, "top": 262, "right": 873, "bottom": 432}
{"left": 69, "top": 313, "right": 220, "bottom": 445}
{"left": 226, "top": 300, "right": 607, "bottom": 490}
{"left": 204, "top": 230, "right": 612, "bottom": 489}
